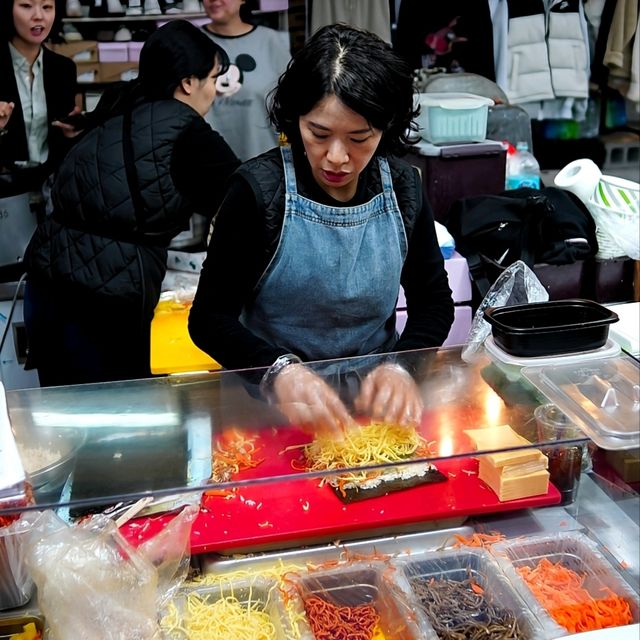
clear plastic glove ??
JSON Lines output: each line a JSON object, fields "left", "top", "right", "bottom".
{"left": 354, "top": 363, "right": 423, "bottom": 426}
{"left": 0, "top": 101, "right": 14, "bottom": 131}
{"left": 273, "top": 363, "right": 354, "bottom": 437}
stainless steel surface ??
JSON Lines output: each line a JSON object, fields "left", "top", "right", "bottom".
{"left": 199, "top": 525, "right": 475, "bottom": 575}
{"left": 15, "top": 428, "right": 85, "bottom": 494}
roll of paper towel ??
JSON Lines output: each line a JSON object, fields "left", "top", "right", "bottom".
{"left": 554, "top": 158, "right": 602, "bottom": 205}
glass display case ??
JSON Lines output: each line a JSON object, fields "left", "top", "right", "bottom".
{"left": 1, "top": 345, "right": 638, "bottom": 638}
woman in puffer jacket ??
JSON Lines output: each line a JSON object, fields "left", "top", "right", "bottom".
{"left": 24, "top": 20, "right": 240, "bottom": 386}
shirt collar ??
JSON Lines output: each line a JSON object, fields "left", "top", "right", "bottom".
{"left": 9, "top": 42, "right": 44, "bottom": 74}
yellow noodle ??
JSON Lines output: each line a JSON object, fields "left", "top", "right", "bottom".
{"left": 184, "top": 564, "right": 307, "bottom": 640}
{"left": 304, "top": 422, "right": 429, "bottom": 483}
{"left": 161, "top": 591, "right": 275, "bottom": 640}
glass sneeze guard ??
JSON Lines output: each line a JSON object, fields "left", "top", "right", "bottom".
{"left": 3, "top": 344, "right": 635, "bottom": 519}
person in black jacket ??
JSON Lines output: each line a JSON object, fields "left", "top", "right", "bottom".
{"left": 24, "top": 20, "right": 241, "bottom": 386}
{"left": 189, "top": 24, "right": 454, "bottom": 435}
{"left": 0, "top": 0, "right": 80, "bottom": 281}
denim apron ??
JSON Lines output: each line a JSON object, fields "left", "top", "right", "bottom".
{"left": 240, "top": 145, "right": 408, "bottom": 360}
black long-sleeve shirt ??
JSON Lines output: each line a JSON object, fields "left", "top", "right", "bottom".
{"left": 189, "top": 150, "right": 454, "bottom": 370}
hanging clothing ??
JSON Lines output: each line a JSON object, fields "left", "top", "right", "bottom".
{"left": 311, "top": 0, "right": 391, "bottom": 44}
{"left": 494, "top": 0, "right": 590, "bottom": 121}
{"left": 603, "top": 0, "right": 639, "bottom": 101}
{"left": 395, "top": 0, "right": 496, "bottom": 78}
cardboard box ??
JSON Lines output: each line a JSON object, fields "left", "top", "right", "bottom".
{"left": 98, "top": 62, "right": 138, "bottom": 82}
{"left": 48, "top": 40, "right": 98, "bottom": 63}
{"left": 98, "top": 42, "right": 128, "bottom": 63}
{"left": 75, "top": 61, "right": 101, "bottom": 83}
{"left": 127, "top": 41, "right": 144, "bottom": 63}
{"left": 259, "top": 0, "right": 288, "bottom": 9}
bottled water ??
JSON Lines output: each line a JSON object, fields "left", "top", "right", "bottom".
{"left": 505, "top": 141, "right": 541, "bottom": 190}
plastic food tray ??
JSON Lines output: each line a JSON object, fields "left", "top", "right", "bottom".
{"left": 484, "top": 335, "right": 621, "bottom": 380}
{"left": 483, "top": 300, "right": 619, "bottom": 358}
{"left": 161, "top": 577, "right": 293, "bottom": 640}
{"left": 492, "top": 532, "right": 640, "bottom": 638}
{"left": 291, "top": 561, "right": 433, "bottom": 640}
{"left": 395, "top": 547, "right": 545, "bottom": 639}
{"left": 523, "top": 356, "right": 640, "bottom": 450}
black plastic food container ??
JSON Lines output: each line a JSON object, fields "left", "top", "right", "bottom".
{"left": 483, "top": 299, "right": 619, "bottom": 357}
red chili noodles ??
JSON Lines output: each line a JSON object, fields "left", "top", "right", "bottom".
{"left": 303, "top": 595, "right": 380, "bottom": 640}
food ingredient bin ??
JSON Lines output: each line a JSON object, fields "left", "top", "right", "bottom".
{"left": 492, "top": 532, "right": 639, "bottom": 637}
{"left": 291, "top": 562, "right": 433, "bottom": 640}
{"left": 396, "top": 547, "right": 545, "bottom": 639}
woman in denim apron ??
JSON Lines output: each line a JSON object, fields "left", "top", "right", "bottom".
{"left": 190, "top": 24, "right": 454, "bottom": 434}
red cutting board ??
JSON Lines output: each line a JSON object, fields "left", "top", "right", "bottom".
{"left": 120, "top": 419, "right": 561, "bottom": 554}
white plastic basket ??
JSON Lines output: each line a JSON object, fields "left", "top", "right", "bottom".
{"left": 416, "top": 92, "right": 494, "bottom": 145}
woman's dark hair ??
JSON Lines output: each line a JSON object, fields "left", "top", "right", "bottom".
{"left": 239, "top": 0, "right": 258, "bottom": 23}
{"left": 138, "top": 19, "right": 229, "bottom": 100}
{"left": 0, "top": 0, "right": 63, "bottom": 43}
{"left": 268, "top": 23, "right": 418, "bottom": 156}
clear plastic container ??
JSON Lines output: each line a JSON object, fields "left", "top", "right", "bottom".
{"left": 396, "top": 548, "right": 546, "bottom": 639}
{"left": 160, "top": 577, "right": 293, "bottom": 640}
{"left": 493, "top": 532, "right": 640, "bottom": 638}
{"left": 292, "top": 562, "right": 433, "bottom": 640}
{"left": 523, "top": 356, "right": 640, "bottom": 450}
{"left": 416, "top": 92, "right": 494, "bottom": 144}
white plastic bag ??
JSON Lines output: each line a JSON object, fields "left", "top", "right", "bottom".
{"left": 19, "top": 504, "right": 198, "bottom": 640}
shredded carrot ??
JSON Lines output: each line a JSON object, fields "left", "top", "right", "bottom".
{"left": 210, "top": 430, "right": 264, "bottom": 483}
{"left": 470, "top": 581, "right": 484, "bottom": 595}
{"left": 516, "top": 558, "right": 632, "bottom": 633}
{"left": 204, "top": 488, "right": 236, "bottom": 498}
{"left": 452, "top": 532, "right": 506, "bottom": 549}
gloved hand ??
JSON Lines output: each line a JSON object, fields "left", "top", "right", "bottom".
{"left": 272, "top": 363, "right": 353, "bottom": 436}
{"left": 354, "top": 363, "right": 423, "bottom": 426}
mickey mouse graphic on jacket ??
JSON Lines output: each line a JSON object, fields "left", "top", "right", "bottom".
{"left": 202, "top": 0, "right": 290, "bottom": 161}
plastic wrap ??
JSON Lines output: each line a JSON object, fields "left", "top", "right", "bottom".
{"left": 396, "top": 547, "right": 545, "bottom": 639}
{"left": 0, "top": 516, "right": 38, "bottom": 611}
{"left": 289, "top": 561, "right": 432, "bottom": 640}
{"left": 462, "top": 261, "right": 548, "bottom": 363}
{"left": 587, "top": 199, "right": 640, "bottom": 260}
{"left": 18, "top": 506, "right": 197, "bottom": 640}
{"left": 492, "top": 532, "right": 640, "bottom": 637}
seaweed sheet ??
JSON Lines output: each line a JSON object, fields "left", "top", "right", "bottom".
{"left": 331, "top": 467, "right": 447, "bottom": 503}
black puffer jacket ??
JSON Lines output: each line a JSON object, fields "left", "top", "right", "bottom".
{"left": 26, "top": 99, "right": 201, "bottom": 320}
